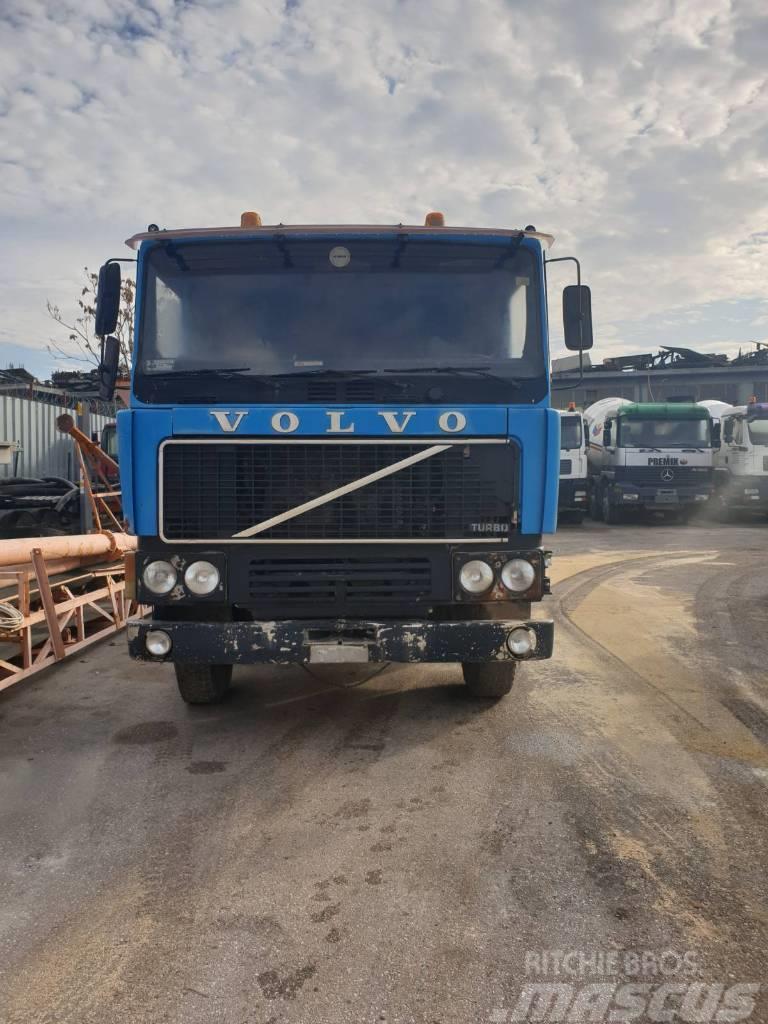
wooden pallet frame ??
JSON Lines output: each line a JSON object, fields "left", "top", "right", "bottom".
{"left": 0, "top": 549, "right": 144, "bottom": 692}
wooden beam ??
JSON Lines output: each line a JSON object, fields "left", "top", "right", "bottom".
{"left": 30, "top": 548, "right": 66, "bottom": 661}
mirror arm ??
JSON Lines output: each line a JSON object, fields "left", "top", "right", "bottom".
{"left": 548, "top": 255, "right": 586, "bottom": 392}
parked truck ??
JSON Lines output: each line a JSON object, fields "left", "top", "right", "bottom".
{"left": 94, "top": 212, "right": 593, "bottom": 703}
{"left": 557, "top": 404, "right": 588, "bottom": 523}
{"left": 700, "top": 399, "right": 768, "bottom": 517}
{"left": 585, "top": 398, "right": 714, "bottom": 523}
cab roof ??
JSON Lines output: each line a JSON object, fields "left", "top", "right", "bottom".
{"left": 125, "top": 222, "right": 555, "bottom": 251}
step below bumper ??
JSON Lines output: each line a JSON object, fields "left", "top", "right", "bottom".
{"left": 127, "top": 617, "right": 554, "bottom": 665}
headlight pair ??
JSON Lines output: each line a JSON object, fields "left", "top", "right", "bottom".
{"left": 142, "top": 559, "right": 220, "bottom": 596}
{"left": 458, "top": 557, "right": 536, "bottom": 596}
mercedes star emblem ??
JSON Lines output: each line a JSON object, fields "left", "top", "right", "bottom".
{"left": 660, "top": 468, "right": 675, "bottom": 482}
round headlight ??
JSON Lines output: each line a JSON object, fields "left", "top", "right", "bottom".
{"left": 145, "top": 629, "right": 172, "bottom": 656}
{"left": 500, "top": 559, "right": 535, "bottom": 593}
{"left": 507, "top": 627, "right": 536, "bottom": 657}
{"left": 459, "top": 559, "right": 494, "bottom": 594}
{"left": 184, "top": 560, "right": 220, "bottom": 595}
{"left": 142, "top": 560, "right": 177, "bottom": 595}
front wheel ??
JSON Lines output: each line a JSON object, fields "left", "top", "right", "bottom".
{"left": 589, "top": 487, "right": 602, "bottom": 521}
{"left": 602, "top": 491, "right": 623, "bottom": 525}
{"left": 461, "top": 661, "right": 516, "bottom": 699}
{"left": 174, "top": 663, "right": 232, "bottom": 705}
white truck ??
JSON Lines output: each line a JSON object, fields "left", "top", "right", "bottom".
{"left": 699, "top": 399, "right": 768, "bottom": 517}
{"left": 584, "top": 398, "right": 715, "bottom": 523}
{"left": 557, "top": 406, "right": 588, "bottom": 523}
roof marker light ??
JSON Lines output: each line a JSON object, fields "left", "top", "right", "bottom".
{"left": 240, "top": 211, "right": 263, "bottom": 228}
{"left": 424, "top": 211, "right": 445, "bottom": 227}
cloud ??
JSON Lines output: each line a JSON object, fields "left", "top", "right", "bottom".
{"left": 1, "top": 0, "right": 766, "bottom": 370}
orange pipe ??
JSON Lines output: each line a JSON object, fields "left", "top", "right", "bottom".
{"left": 0, "top": 532, "right": 136, "bottom": 567}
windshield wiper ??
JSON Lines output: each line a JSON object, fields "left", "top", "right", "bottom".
{"left": 145, "top": 367, "right": 252, "bottom": 378}
{"left": 380, "top": 366, "right": 522, "bottom": 386}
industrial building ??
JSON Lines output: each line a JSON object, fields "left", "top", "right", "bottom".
{"left": 552, "top": 345, "right": 768, "bottom": 410}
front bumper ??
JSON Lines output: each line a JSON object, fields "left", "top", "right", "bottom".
{"left": 717, "top": 475, "right": 768, "bottom": 510}
{"left": 558, "top": 478, "right": 588, "bottom": 511}
{"left": 127, "top": 617, "right": 554, "bottom": 665}
{"left": 611, "top": 482, "right": 712, "bottom": 508}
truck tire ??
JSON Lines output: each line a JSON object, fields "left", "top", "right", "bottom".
{"left": 174, "top": 663, "right": 232, "bottom": 705}
{"left": 589, "top": 488, "right": 603, "bottom": 521}
{"left": 602, "top": 490, "right": 623, "bottom": 524}
{"left": 461, "top": 662, "right": 516, "bottom": 699}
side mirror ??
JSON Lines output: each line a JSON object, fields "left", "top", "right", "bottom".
{"left": 712, "top": 422, "right": 721, "bottom": 447}
{"left": 563, "top": 284, "right": 594, "bottom": 351}
{"left": 602, "top": 421, "right": 612, "bottom": 447}
{"left": 99, "top": 336, "right": 121, "bottom": 401}
{"left": 723, "top": 421, "right": 734, "bottom": 445}
{"left": 95, "top": 262, "right": 121, "bottom": 337}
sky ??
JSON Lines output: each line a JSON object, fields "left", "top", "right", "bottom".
{"left": 1, "top": 0, "right": 767, "bottom": 379}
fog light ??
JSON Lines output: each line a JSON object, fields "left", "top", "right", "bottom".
{"left": 184, "top": 560, "right": 220, "bottom": 595}
{"left": 744, "top": 488, "right": 759, "bottom": 495}
{"left": 142, "top": 560, "right": 177, "bottom": 595}
{"left": 459, "top": 560, "right": 494, "bottom": 594}
{"left": 146, "top": 629, "right": 172, "bottom": 656}
{"left": 500, "top": 558, "right": 535, "bottom": 593}
{"left": 507, "top": 627, "right": 536, "bottom": 657}
{"left": 622, "top": 493, "right": 639, "bottom": 501}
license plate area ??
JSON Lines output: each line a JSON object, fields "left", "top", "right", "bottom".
{"left": 655, "top": 489, "right": 678, "bottom": 503}
{"left": 308, "top": 642, "right": 370, "bottom": 664}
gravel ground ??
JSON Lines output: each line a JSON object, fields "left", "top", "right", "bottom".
{"left": 1, "top": 519, "right": 767, "bottom": 1023}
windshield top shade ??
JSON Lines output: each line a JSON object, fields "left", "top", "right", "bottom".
{"left": 138, "top": 238, "right": 544, "bottom": 378}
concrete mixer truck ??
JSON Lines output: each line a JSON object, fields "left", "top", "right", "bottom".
{"left": 700, "top": 399, "right": 768, "bottom": 517}
{"left": 584, "top": 398, "right": 715, "bottom": 523}
{"left": 557, "top": 405, "right": 588, "bottom": 523}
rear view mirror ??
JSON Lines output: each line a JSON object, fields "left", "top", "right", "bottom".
{"left": 95, "top": 262, "right": 121, "bottom": 337}
{"left": 712, "top": 422, "right": 721, "bottom": 447}
{"left": 723, "top": 420, "right": 734, "bottom": 444}
{"left": 99, "top": 335, "right": 121, "bottom": 401}
{"left": 563, "top": 285, "right": 593, "bottom": 351}
{"left": 603, "top": 422, "right": 611, "bottom": 447}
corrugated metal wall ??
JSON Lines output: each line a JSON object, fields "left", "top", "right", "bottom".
{"left": 0, "top": 397, "right": 113, "bottom": 482}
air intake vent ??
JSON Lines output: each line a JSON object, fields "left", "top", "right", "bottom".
{"left": 248, "top": 556, "right": 432, "bottom": 603}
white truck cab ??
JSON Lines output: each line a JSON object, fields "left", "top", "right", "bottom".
{"left": 584, "top": 398, "right": 715, "bottom": 523}
{"left": 700, "top": 400, "right": 768, "bottom": 516}
{"left": 557, "top": 406, "right": 588, "bottom": 523}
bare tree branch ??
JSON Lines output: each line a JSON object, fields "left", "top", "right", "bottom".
{"left": 46, "top": 267, "right": 135, "bottom": 373}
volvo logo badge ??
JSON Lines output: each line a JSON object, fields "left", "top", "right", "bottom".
{"left": 660, "top": 468, "right": 675, "bottom": 482}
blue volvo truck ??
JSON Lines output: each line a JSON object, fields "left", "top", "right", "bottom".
{"left": 94, "top": 212, "right": 593, "bottom": 703}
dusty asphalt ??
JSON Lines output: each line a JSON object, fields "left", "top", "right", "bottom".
{"left": 1, "top": 520, "right": 767, "bottom": 1023}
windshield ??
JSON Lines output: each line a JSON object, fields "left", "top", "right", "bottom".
{"left": 560, "top": 415, "right": 582, "bottom": 450}
{"left": 748, "top": 419, "right": 768, "bottom": 445}
{"left": 138, "top": 239, "right": 543, "bottom": 379}
{"left": 618, "top": 417, "right": 711, "bottom": 448}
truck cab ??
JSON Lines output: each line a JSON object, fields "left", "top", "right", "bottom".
{"left": 713, "top": 402, "right": 768, "bottom": 515}
{"left": 94, "top": 213, "right": 592, "bottom": 703}
{"left": 557, "top": 406, "right": 588, "bottom": 523}
{"left": 585, "top": 399, "right": 714, "bottom": 523}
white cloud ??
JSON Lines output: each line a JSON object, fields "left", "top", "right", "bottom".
{"left": 1, "top": 0, "right": 766, "bottom": 368}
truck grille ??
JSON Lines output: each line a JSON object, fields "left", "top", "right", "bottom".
{"left": 248, "top": 556, "right": 432, "bottom": 603}
{"left": 614, "top": 466, "right": 712, "bottom": 485}
{"left": 161, "top": 441, "right": 514, "bottom": 541}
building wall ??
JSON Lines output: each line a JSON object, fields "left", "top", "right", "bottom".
{"left": 552, "top": 368, "right": 768, "bottom": 410}
{"left": 0, "top": 396, "right": 113, "bottom": 482}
